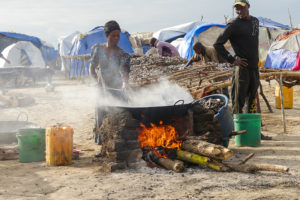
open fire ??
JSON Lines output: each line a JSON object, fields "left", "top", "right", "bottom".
{"left": 137, "top": 121, "right": 182, "bottom": 158}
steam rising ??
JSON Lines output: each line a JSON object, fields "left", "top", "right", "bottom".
{"left": 96, "top": 79, "right": 194, "bottom": 107}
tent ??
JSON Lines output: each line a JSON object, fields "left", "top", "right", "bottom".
{"left": 0, "top": 41, "right": 45, "bottom": 68}
{"left": 152, "top": 21, "right": 202, "bottom": 43}
{"left": 58, "top": 31, "right": 80, "bottom": 71}
{"left": 0, "top": 32, "right": 58, "bottom": 68}
{"left": 177, "top": 23, "right": 226, "bottom": 60}
{"left": 0, "top": 32, "right": 42, "bottom": 53}
{"left": 264, "top": 30, "right": 300, "bottom": 70}
{"left": 177, "top": 21, "right": 288, "bottom": 63}
{"left": 258, "top": 17, "right": 290, "bottom": 30}
{"left": 41, "top": 41, "right": 58, "bottom": 68}
{"left": 69, "top": 26, "right": 134, "bottom": 77}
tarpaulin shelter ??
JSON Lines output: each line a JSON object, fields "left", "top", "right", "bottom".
{"left": 0, "top": 41, "right": 45, "bottom": 68}
{"left": 68, "top": 26, "right": 133, "bottom": 77}
{"left": 58, "top": 31, "right": 80, "bottom": 71}
{"left": 265, "top": 30, "right": 300, "bottom": 70}
{"left": 178, "top": 20, "right": 289, "bottom": 63}
{"left": 258, "top": 17, "right": 290, "bottom": 30}
{"left": 0, "top": 32, "right": 57, "bottom": 67}
{"left": 41, "top": 42, "right": 58, "bottom": 68}
{"left": 177, "top": 23, "right": 226, "bottom": 60}
{"left": 153, "top": 21, "right": 202, "bottom": 43}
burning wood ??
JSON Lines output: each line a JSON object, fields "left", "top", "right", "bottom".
{"left": 157, "top": 158, "right": 184, "bottom": 173}
{"left": 181, "top": 140, "right": 233, "bottom": 161}
{"left": 176, "top": 150, "right": 229, "bottom": 172}
{"left": 137, "top": 121, "right": 182, "bottom": 158}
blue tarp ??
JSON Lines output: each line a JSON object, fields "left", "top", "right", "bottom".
{"left": 178, "top": 23, "right": 226, "bottom": 60}
{"left": 258, "top": 17, "right": 290, "bottom": 30}
{"left": 0, "top": 32, "right": 58, "bottom": 67}
{"left": 69, "top": 26, "right": 133, "bottom": 77}
{"left": 264, "top": 49, "right": 297, "bottom": 69}
{"left": 0, "top": 32, "right": 42, "bottom": 48}
{"left": 41, "top": 45, "right": 59, "bottom": 67}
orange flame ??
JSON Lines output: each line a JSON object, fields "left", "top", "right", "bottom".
{"left": 137, "top": 121, "right": 182, "bottom": 158}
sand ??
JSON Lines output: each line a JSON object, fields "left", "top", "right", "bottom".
{"left": 0, "top": 75, "right": 300, "bottom": 200}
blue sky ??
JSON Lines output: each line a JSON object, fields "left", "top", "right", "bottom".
{"left": 0, "top": 0, "right": 299, "bottom": 46}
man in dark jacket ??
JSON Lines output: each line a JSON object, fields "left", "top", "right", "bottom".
{"left": 214, "top": 0, "right": 259, "bottom": 114}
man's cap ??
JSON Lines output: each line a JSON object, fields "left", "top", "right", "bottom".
{"left": 234, "top": 0, "right": 250, "bottom": 7}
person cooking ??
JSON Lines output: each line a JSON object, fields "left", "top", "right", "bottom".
{"left": 89, "top": 20, "right": 131, "bottom": 144}
{"left": 89, "top": 20, "right": 131, "bottom": 99}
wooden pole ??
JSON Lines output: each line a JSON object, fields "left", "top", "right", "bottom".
{"left": 288, "top": 8, "right": 294, "bottom": 29}
{"left": 279, "top": 73, "right": 287, "bottom": 133}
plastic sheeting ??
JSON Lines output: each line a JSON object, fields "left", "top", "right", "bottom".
{"left": 69, "top": 26, "right": 133, "bottom": 77}
{"left": 265, "top": 49, "right": 297, "bottom": 69}
{"left": 58, "top": 31, "right": 80, "bottom": 56}
{"left": 0, "top": 41, "right": 45, "bottom": 68}
{"left": 292, "top": 49, "right": 300, "bottom": 71}
{"left": 177, "top": 23, "right": 226, "bottom": 60}
{"left": 153, "top": 21, "right": 202, "bottom": 42}
{"left": 258, "top": 17, "right": 290, "bottom": 30}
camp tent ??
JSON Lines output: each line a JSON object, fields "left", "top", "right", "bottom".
{"left": 264, "top": 30, "right": 300, "bottom": 70}
{"left": 58, "top": 31, "right": 80, "bottom": 71}
{"left": 178, "top": 20, "right": 288, "bottom": 63}
{"left": 41, "top": 41, "right": 58, "bottom": 68}
{"left": 58, "top": 31, "right": 80, "bottom": 56}
{"left": 177, "top": 23, "right": 227, "bottom": 60}
{"left": 0, "top": 32, "right": 58, "bottom": 67}
{"left": 68, "top": 26, "right": 134, "bottom": 77}
{"left": 153, "top": 21, "right": 202, "bottom": 43}
{"left": 0, "top": 32, "right": 42, "bottom": 53}
{"left": 0, "top": 41, "right": 45, "bottom": 68}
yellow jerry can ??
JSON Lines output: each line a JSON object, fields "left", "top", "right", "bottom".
{"left": 46, "top": 125, "right": 73, "bottom": 166}
{"left": 275, "top": 85, "right": 293, "bottom": 109}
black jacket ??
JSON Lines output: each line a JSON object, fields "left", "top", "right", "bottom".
{"left": 214, "top": 16, "right": 259, "bottom": 69}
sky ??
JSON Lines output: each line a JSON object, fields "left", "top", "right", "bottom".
{"left": 0, "top": 0, "right": 299, "bottom": 47}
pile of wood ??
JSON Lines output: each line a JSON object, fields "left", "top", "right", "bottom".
{"left": 154, "top": 140, "right": 289, "bottom": 174}
{"left": 0, "top": 146, "right": 18, "bottom": 160}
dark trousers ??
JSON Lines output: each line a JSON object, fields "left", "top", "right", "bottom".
{"left": 231, "top": 66, "right": 259, "bottom": 114}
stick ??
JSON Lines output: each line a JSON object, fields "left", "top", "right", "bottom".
{"left": 279, "top": 73, "right": 287, "bottom": 133}
{"left": 176, "top": 150, "right": 230, "bottom": 172}
{"left": 230, "top": 130, "right": 248, "bottom": 137}
{"left": 226, "top": 163, "right": 289, "bottom": 173}
{"left": 259, "top": 81, "right": 273, "bottom": 113}
{"left": 182, "top": 140, "right": 233, "bottom": 160}
{"left": 239, "top": 153, "right": 255, "bottom": 165}
{"left": 158, "top": 158, "right": 184, "bottom": 173}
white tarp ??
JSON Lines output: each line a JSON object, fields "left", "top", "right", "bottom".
{"left": 58, "top": 31, "right": 80, "bottom": 56}
{"left": 0, "top": 41, "right": 45, "bottom": 68}
{"left": 153, "top": 21, "right": 202, "bottom": 42}
{"left": 58, "top": 31, "right": 80, "bottom": 71}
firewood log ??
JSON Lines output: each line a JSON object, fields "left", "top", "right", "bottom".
{"left": 182, "top": 140, "right": 233, "bottom": 160}
{"left": 226, "top": 163, "right": 289, "bottom": 173}
{"left": 158, "top": 158, "right": 184, "bottom": 173}
{"left": 176, "top": 150, "right": 229, "bottom": 172}
{"left": 0, "top": 147, "right": 18, "bottom": 160}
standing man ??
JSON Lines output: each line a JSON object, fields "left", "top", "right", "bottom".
{"left": 214, "top": 0, "right": 259, "bottom": 114}
{"left": 150, "top": 38, "right": 180, "bottom": 57}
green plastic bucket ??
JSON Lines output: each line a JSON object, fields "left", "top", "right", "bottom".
{"left": 234, "top": 114, "right": 261, "bottom": 147}
{"left": 16, "top": 128, "right": 45, "bottom": 163}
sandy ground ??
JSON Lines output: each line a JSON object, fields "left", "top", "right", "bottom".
{"left": 1, "top": 74, "right": 300, "bottom": 200}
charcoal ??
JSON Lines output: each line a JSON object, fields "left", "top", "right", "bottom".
{"left": 196, "top": 99, "right": 225, "bottom": 115}
{"left": 129, "top": 55, "right": 188, "bottom": 83}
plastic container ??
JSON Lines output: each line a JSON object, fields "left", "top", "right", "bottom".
{"left": 201, "top": 94, "right": 234, "bottom": 147}
{"left": 16, "top": 128, "right": 45, "bottom": 163}
{"left": 275, "top": 85, "right": 293, "bottom": 109}
{"left": 46, "top": 125, "right": 73, "bottom": 166}
{"left": 234, "top": 114, "right": 261, "bottom": 147}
